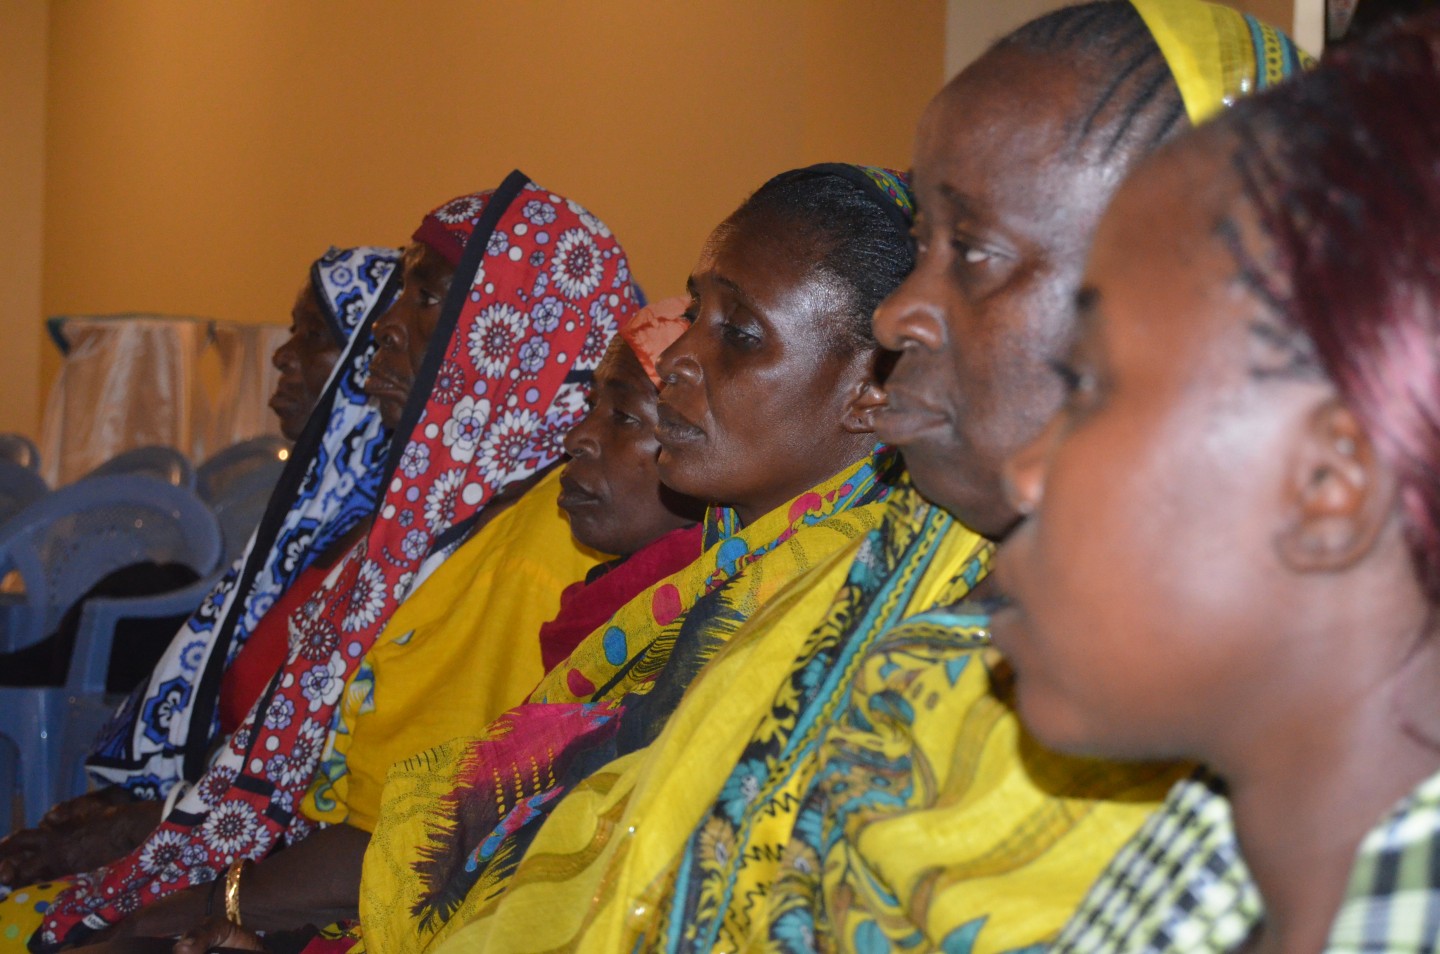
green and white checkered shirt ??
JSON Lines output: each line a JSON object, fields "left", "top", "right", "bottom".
{"left": 1052, "top": 769, "right": 1440, "bottom": 953}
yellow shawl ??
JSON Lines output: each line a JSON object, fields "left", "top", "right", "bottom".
{"left": 300, "top": 469, "right": 602, "bottom": 832}
{"left": 357, "top": 453, "right": 895, "bottom": 954}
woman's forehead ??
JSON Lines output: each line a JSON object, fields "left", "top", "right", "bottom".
{"left": 914, "top": 55, "right": 1125, "bottom": 241}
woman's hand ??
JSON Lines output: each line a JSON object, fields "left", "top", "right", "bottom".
{"left": 0, "top": 795, "right": 162, "bottom": 886}
{"left": 173, "top": 917, "right": 267, "bottom": 954}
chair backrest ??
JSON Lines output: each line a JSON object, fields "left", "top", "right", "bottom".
{"left": 0, "top": 433, "right": 41, "bottom": 472}
{"left": 0, "top": 460, "right": 49, "bottom": 527}
{"left": 83, "top": 444, "right": 195, "bottom": 490}
{"left": 196, "top": 435, "right": 289, "bottom": 503}
{"left": 0, "top": 475, "right": 222, "bottom": 651}
{"left": 209, "top": 457, "right": 289, "bottom": 565}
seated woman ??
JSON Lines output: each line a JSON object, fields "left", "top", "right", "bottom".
{"left": 0, "top": 249, "right": 398, "bottom": 698}
{"left": 23, "top": 175, "right": 635, "bottom": 952}
{"left": 0, "top": 246, "right": 401, "bottom": 893}
{"left": 999, "top": 14, "right": 1440, "bottom": 952}
{"left": 542, "top": 298, "right": 703, "bottom": 670}
{"left": 294, "top": 299, "right": 701, "bottom": 838}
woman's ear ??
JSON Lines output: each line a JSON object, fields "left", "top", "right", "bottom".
{"left": 1275, "top": 399, "right": 1395, "bottom": 573}
{"left": 841, "top": 381, "right": 888, "bottom": 434}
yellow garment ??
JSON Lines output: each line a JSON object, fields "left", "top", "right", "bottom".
{"left": 358, "top": 454, "right": 893, "bottom": 954}
{"left": 434, "top": 495, "right": 988, "bottom": 952}
{"left": 801, "top": 646, "right": 1187, "bottom": 952}
{"left": 527, "top": 452, "right": 892, "bottom": 706}
{"left": 0, "top": 881, "right": 67, "bottom": 954}
{"left": 1133, "top": 0, "right": 1315, "bottom": 123}
{"left": 300, "top": 468, "right": 601, "bottom": 832}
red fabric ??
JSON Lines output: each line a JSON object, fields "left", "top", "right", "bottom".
{"left": 217, "top": 562, "right": 333, "bottom": 735}
{"left": 538, "top": 523, "right": 701, "bottom": 672}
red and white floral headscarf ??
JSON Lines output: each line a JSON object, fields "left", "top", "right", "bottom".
{"left": 37, "top": 171, "right": 638, "bottom": 950}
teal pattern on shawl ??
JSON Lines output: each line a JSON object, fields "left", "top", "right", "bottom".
{"left": 654, "top": 484, "right": 993, "bottom": 952}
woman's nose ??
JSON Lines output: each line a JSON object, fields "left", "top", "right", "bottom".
{"left": 372, "top": 307, "right": 408, "bottom": 353}
{"left": 872, "top": 267, "right": 947, "bottom": 354}
{"left": 272, "top": 337, "right": 301, "bottom": 372}
{"left": 563, "top": 412, "right": 599, "bottom": 459}
{"left": 654, "top": 324, "right": 701, "bottom": 387}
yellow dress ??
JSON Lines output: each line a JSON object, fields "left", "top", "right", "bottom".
{"left": 300, "top": 468, "right": 602, "bottom": 832}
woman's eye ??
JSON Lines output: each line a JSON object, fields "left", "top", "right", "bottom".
{"left": 908, "top": 225, "right": 928, "bottom": 257}
{"left": 720, "top": 321, "right": 761, "bottom": 347}
{"left": 952, "top": 236, "right": 993, "bottom": 266}
{"left": 612, "top": 408, "right": 641, "bottom": 426}
{"left": 682, "top": 301, "right": 699, "bottom": 324}
{"left": 1048, "top": 358, "right": 1102, "bottom": 412}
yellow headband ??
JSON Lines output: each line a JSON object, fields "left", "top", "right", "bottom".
{"left": 1131, "top": 0, "right": 1315, "bottom": 124}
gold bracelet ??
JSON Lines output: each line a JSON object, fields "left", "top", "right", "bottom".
{"left": 224, "top": 859, "right": 247, "bottom": 926}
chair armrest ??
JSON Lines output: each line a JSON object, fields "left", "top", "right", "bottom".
{"left": 66, "top": 574, "right": 222, "bottom": 694}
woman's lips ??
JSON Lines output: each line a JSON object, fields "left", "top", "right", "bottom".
{"left": 655, "top": 403, "right": 705, "bottom": 446}
{"left": 557, "top": 471, "right": 600, "bottom": 511}
{"left": 874, "top": 388, "right": 952, "bottom": 446}
{"left": 363, "top": 373, "right": 411, "bottom": 404}
{"left": 268, "top": 388, "right": 304, "bottom": 416}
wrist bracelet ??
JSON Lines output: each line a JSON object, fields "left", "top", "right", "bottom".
{"left": 224, "top": 859, "right": 247, "bottom": 926}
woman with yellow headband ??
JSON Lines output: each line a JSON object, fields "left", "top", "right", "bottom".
{"left": 423, "top": 3, "right": 1309, "bottom": 953}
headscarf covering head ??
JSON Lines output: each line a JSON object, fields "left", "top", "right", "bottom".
{"left": 86, "top": 246, "right": 401, "bottom": 794}
{"left": 1131, "top": 0, "right": 1315, "bottom": 123}
{"left": 412, "top": 193, "right": 491, "bottom": 268}
{"left": 618, "top": 296, "right": 690, "bottom": 387}
{"left": 40, "top": 180, "right": 636, "bottom": 950}
{"left": 311, "top": 245, "right": 402, "bottom": 343}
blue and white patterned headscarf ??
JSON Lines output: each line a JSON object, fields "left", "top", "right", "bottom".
{"left": 87, "top": 246, "right": 401, "bottom": 795}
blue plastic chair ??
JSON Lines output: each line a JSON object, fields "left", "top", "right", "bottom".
{"left": 198, "top": 437, "right": 289, "bottom": 565}
{"left": 0, "top": 475, "right": 222, "bottom": 829}
{"left": 196, "top": 435, "right": 289, "bottom": 502}
{"left": 83, "top": 444, "right": 195, "bottom": 490}
{"left": 0, "top": 459, "right": 49, "bottom": 528}
{"left": 0, "top": 434, "right": 41, "bottom": 473}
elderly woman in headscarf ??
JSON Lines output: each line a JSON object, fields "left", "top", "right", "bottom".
{"left": 0, "top": 247, "right": 400, "bottom": 902}
{"left": 292, "top": 299, "right": 702, "bottom": 840}
{"left": 416, "top": 4, "right": 1311, "bottom": 953}
{"left": 22, "top": 175, "right": 633, "bottom": 951}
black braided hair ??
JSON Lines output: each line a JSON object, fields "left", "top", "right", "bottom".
{"left": 1000, "top": 1, "right": 1188, "bottom": 160}
{"left": 726, "top": 171, "right": 915, "bottom": 355}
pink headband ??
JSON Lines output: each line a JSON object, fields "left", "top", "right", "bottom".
{"left": 619, "top": 296, "right": 689, "bottom": 386}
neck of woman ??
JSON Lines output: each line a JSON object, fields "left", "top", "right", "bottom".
{"left": 1220, "top": 630, "right": 1440, "bottom": 954}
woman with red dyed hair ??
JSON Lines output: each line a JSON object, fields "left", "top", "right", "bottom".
{"left": 995, "top": 12, "right": 1440, "bottom": 951}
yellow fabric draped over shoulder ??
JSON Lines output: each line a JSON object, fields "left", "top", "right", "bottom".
{"left": 1132, "top": 0, "right": 1314, "bottom": 123}
{"left": 432, "top": 489, "right": 990, "bottom": 952}
{"left": 300, "top": 468, "right": 602, "bottom": 832}
{"left": 356, "top": 453, "right": 895, "bottom": 954}
{"left": 527, "top": 451, "right": 894, "bottom": 707}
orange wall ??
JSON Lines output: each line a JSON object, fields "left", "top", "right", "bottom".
{"left": 1, "top": 0, "right": 47, "bottom": 440}
{"left": 36, "top": 0, "right": 944, "bottom": 423}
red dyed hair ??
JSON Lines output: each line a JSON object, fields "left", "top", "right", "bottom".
{"left": 1229, "top": 11, "right": 1440, "bottom": 600}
